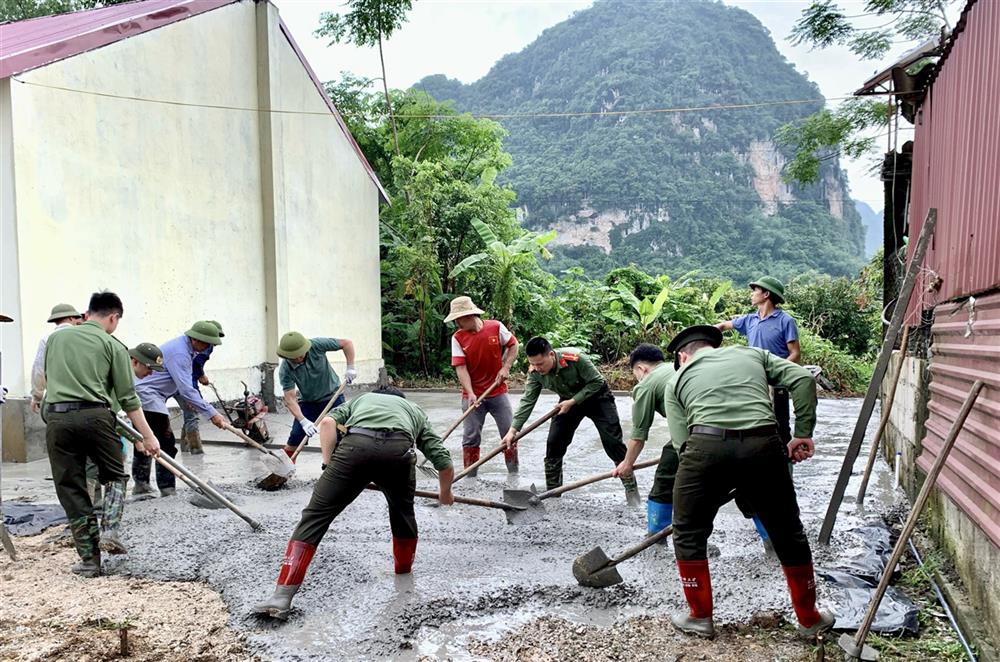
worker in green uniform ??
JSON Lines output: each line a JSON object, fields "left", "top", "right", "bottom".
{"left": 42, "top": 291, "right": 159, "bottom": 577}
{"left": 612, "top": 343, "right": 677, "bottom": 534}
{"left": 664, "top": 325, "right": 833, "bottom": 639}
{"left": 254, "top": 386, "right": 454, "bottom": 619}
{"left": 501, "top": 336, "right": 638, "bottom": 504}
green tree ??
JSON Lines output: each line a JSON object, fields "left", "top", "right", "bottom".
{"left": 316, "top": 0, "right": 413, "bottom": 156}
{"left": 779, "top": 0, "right": 957, "bottom": 183}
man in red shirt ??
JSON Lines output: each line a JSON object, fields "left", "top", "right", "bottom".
{"left": 446, "top": 296, "right": 520, "bottom": 475}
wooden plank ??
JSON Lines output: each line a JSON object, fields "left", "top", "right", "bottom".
{"left": 818, "top": 208, "right": 938, "bottom": 544}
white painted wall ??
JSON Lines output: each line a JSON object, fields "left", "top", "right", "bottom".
{"left": 2, "top": 0, "right": 383, "bottom": 407}
{"left": 274, "top": 22, "right": 382, "bottom": 381}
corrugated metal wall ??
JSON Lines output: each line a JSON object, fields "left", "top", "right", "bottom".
{"left": 905, "top": 0, "right": 1000, "bottom": 322}
{"left": 919, "top": 292, "right": 1000, "bottom": 548}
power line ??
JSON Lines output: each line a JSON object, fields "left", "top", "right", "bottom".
{"left": 11, "top": 75, "right": 909, "bottom": 120}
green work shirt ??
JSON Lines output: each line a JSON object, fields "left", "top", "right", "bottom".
{"left": 43, "top": 320, "right": 141, "bottom": 413}
{"left": 512, "top": 349, "right": 606, "bottom": 430}
{"left": 666, "top": 345, "right": 817, "bottom": 450}
{"left": 328, "top": 392, "right": 453, "bottom": 471}
{"left": 629, "top": 362, "right": 676, "bottom": 441}
{"left": 279, "top": 337, "right": 343, "bottom": 402}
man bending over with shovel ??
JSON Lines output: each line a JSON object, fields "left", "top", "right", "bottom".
{"left": 664, "top": 325, "right": 833, "bottom": 639}
{"left": 276, "top": 331, "right": 355, "bottom": 461}
{"left": 502, "top": 337, "right": 639, "bottom": 505}
{"left": 445, "top": 296, "right": 520, "bottom": 475}
{"left": 254, "top": 386, "right": 454, "bottom": 619}
{"left": 131, "top": 322, "right": 226, "bottom": 495}
{"left": 613, "top": 343, "right": 677, "bottom": 535}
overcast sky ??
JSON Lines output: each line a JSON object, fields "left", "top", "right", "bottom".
{"left": 272, "top": 0, "right": 925, "bottom": 211}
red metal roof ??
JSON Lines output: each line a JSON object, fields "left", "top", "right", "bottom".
{"left": 919, "top": 292, "right": 1000, "bottom": 549}
{"left": 905, "top": 0, "right": 1000, "bottom": 321}
{"left": 0, "top": 0, "right": 234, "bottom": 78}
{"left": 0, "top": 0, "right": 388, "bottom": 201}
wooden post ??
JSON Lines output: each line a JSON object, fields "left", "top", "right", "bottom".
{"left": 848, "top": 381, "right": 983, "bottom": 656}
{"left": 856, "top": 325, "right": 910, "bottom": 506}
{"left": 819, "top": 208, "right": 937, "bottom": 545}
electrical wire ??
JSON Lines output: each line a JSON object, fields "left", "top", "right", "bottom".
{"left": 10, "top": 75, "right": 916, "bottom": 120}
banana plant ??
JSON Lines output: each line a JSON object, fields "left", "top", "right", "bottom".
{"left": 451, "top": 219, "right": 555, "bottom": 328}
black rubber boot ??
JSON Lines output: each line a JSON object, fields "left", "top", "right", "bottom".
{"left": 543, "top": 458, "right": 563, "bottom": 492}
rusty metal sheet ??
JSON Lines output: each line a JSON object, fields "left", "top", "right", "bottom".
{"left": 0, "top": 0, "right": 236, "bottom": 79}
{"left": 918, "top": 291, "right": 1000, "bottom": 549}
{"left": 906, "top": 0, "right": 1000, "bottom": 322}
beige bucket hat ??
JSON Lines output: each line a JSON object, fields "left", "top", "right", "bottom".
{"left": 444, "top": 296, "right": 485, "bottom": 323}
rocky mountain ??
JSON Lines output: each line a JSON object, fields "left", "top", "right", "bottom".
{"left": 415, "top": 0, "right": 866, "bottom": 283}
{"left": 855, "top": 200, "right": 884, "bottom": 257}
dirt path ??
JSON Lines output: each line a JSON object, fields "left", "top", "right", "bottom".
{"left": 0, "top": 532, "right": 255, "bottom": 662}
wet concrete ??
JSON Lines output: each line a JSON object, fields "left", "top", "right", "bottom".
{"left": 2, "top": 392, "right": 893, "bottom": 661}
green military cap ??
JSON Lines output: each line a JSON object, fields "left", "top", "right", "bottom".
{"left": 129, "top": 342, "right": 166, "bottom": 371}
{"left": 748, "top": 276, "right": 786, "bottom": 304}
{"left": 47, "top": 303, "right": 82, "bottom": 323}
{"left": 186, "top": 320, "right": 223, "bottom": 345}
{"left": 207, "top": 319, "right": 225, "bottom": 337}
{"left": 277, "top": 331, "right": 311, "bottom": 359}
{"left": 666, "top": 325, "right": 723, "bottom": 369}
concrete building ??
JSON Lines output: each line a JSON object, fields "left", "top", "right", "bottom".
{"left": 0, "top": 0, "right": 388, "bottom": 461}
{"left": 858, "top": 0, "right": 1000, "bottom": 657}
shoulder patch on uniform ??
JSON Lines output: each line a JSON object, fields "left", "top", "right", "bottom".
{"left": 561, "top": 352, "right": 579, "bottom": 363}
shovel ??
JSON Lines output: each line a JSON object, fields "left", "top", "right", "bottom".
{"left": 116, "top": 415, "right": 262, "bottom": 530}
{"left": 416, "top": 376, "right": 503, "bottom": 479}
{"left": 503, "top": 457, "right": 659, "bottom": 524}
{"left": 364, "top": 484, "right": 525, "bottom": 512}
{"left": 573, "top": 525, "right": 673, "bottom": 588}
{"left": 222, "top": 423, "right": 296, "bottom": 490}
{"left": 289, "top": 383, "right": 347, "bottom": 463}
{"left": 452, "top": 406, "right": 560, "bottom": 484}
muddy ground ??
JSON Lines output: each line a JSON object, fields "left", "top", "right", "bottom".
{"left": 2, "top": 393, "right": 894, "bottom": 661}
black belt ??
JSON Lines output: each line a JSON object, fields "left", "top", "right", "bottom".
{"left": 346, "top": 427, "right": 412, "bottom": 443}
{"left": 47, "top": 401, "right": 108, "bottom": 414}
{"left": 689, "top": 424, "right": 778, "bottom": 440}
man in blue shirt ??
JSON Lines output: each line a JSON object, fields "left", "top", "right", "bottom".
{"left": 177, "top": 320, "right": 223, "bottom": 455}
{"left": 717, "top": 276, "right": 802, "bottom": 554}
{"left": 717, "top": 276, "right": 800, "bottom": 362}
{"left": 133, "top": 322, "right": 226, "bottom": 494}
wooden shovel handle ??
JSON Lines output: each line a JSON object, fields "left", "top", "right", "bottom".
{"left": 538, "top": 457, "right": 660, "bottom": 500}
{"left": 608, "top": 525, "right": 674, "bottom": 567}
{"left": 452, "top": 405, "right": 560, "bottom": 483}
{"left": 364, "top": 484, "right": 518, "bottom": 511}
{"left": 442, "top": 376, "right": 503, "bottom": 442}
{"left": 290, "top": 383, "right": 347, "bottom": 463}
{"left": 223, "top": 423, "right": 286, "bottom": 464}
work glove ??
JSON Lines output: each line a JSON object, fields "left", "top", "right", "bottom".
{"left": 344, "top": 365, "right": 357, "bottom": 385}
{"left": 300, "top": 419, "right": 319, "bottom": 438}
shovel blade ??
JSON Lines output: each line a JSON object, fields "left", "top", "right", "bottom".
{"left": 502, "top": 484, "right": 544, "bottom": 525}
{"left": 188, "top": 481, "right": 228, "bottom": 510}
{"left": 837, "top": 633, "right": 880, "bottom": 661}
{"left": 572, "top": 546, "right": 623, "bottom": 588}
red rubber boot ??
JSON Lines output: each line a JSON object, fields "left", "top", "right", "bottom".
{"left": 783, "top": 564, "right": 835, "bottom": 637}
{"left": 671, "top": 560, "right": 715, "bottom": 638}
{"left": 462, "top": 447, "right": 481, "bottom": 477}
{"left": 253, "top": 540, "right": 317, "bottom": 619}
{"left": 393, "top": 537, "right": 418, "bottom": 574}
{"left": 503, "top": 444, "right": 519, "bottom": 473}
